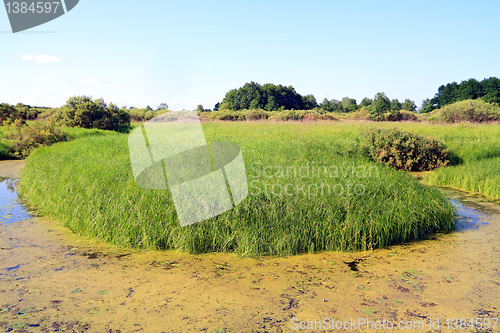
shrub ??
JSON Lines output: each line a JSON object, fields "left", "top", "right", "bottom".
{"left": 344, "top": 107, "right": 372, "bottom": 120}
{"left": 14, "top": 103, "right": 42, "bottom": 120}
{"left": 210, "top": 110, "right": 244, "bottom": 121}
{"left": 2, "top": 119, "right": 69, "bottom": 158}
{"left": 268, "top": 110, "right": 299, "bottom": 121}
{"left": 37, "top": 108, "right": 56, "bottom": 119}
{"left": 363, "top": 128, "right": 453, "bottom": 171}
{"left": 385, "top": 110, "right": 419, "bottom": 122}
{"left": 0, "top": 141, "right": 11, "bottom": 159}
{"left": 318, "top": 113, "right": 338, "bottom": 121}
{"left": 429, "top": 99, "right": 500, "bottom": 123}
{"left": 53, "top": 96, "right": 131, "bottom": 132}
{"left": 295, "top": 110, "right": 319, "bottom": 121}
{"left": 0, "top": 103, "right": 19, "bottom": 123}
{"left": 242, "top": 109, "right": 269, "bottom": 120}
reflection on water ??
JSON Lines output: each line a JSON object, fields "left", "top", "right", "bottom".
{"left": 0, "top": 179, "right": 32, "bottom": 226}
{"left": 441, "top": 186, "right": 497, "bottom": 231}
{"left": 451, "top": 199, "right": 491, "bottom": 230}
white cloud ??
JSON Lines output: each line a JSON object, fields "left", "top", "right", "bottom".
{"left": 21, "top": 54, "right": 62, "bottom": 63}
{"left": 77, "top": 78, "right": 102, "bottom": 84}
{"left": 33, "top": 77, "right": 48, "bottom": 82}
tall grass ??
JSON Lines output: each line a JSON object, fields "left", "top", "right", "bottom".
{"left": 424, "top": 157, "right": 500, "bottom": 199}
{"left": 18, "top": 122, "right": 457, "bottom": 256}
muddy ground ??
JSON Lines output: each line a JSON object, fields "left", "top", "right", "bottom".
{"left": 0, "top": 161, "right": 498, "bottom": 332}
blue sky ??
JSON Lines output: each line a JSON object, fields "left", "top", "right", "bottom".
{"left": 1, "top": 0, "right": 499, "bottom": 110}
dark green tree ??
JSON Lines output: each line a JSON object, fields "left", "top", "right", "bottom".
{"left": 55, "top": 96, "right": 130, "bottom": 132}
{"left": 302, "top": 94, "right": 318, "bottom": 109}
{"left": 371, "top": 92, "right": 391, "bottom": 119}
{"left": 320, "top": 99, "right": 343, "bottom": 112}
{"left": 220, "top": 82, "right": 314, "bottom": 111}
{"left": 341, "top": 97, "right": 357, "bottom": 112}
{"left": 401, "top": 99, "right": 417, "bottom": 112}
{"left": 360, "top": 97, "right": 372, "bottom": 107}
{"left": 420, "top": 98, "right": 434, "bottom": 113}
{"left": 390, "top": 99, "right": 402, "bottom": 111}
{"left": 428, "top": 77, "right": 500, "bottom": 110}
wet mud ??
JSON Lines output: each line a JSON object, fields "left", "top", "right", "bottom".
{"left": 0, "top": 168, "right": 499, "bottom": 332}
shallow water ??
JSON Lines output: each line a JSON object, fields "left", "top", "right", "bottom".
{"left": 0, "top": 179, "right": 499, "bottom": 332}
{"left": 0, "top": 179, "right": 32, "bottom": 226}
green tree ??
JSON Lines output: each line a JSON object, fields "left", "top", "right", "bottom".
{"left": 249, "top": 99, "right": 259, "bottom": 110}
{"left": 156, "top": 103, "right": 168, "bottom": 111}
{"left": 265, "top": 96, "right": 277, "bottom": 111}
{"left": 371, "top": 92, "right": 391, "bottom": 120}
{"left": 220, "top": 82, "right": 313, "bottom": 111}
{"left": 420, "top": 98, "right": 434, "bottom": 113}
{"left": 390, "top": 99, "right": 402, "bottom": 111}
{"left": 55, "top": 96, "right": 130, "bottom": 132}
{"left": 341, "top": 97, "right": 357, "bottom": 112}
{"left": 428, "top": 77, "right": 500, "bottom": 110}
{"left": 197, "top": 104, "right": 204, "bottom": 113}
{"left": 302, "top": 94, "right": 318, "bottom": 109}
{"left": 320, "top": 99, "right": 343, "bottom": 112}
{"left": 360, "top": 97, "right": 372, "bottom": 107}
{"left": 401, "top": 99, "right": 417, "bottom": 112}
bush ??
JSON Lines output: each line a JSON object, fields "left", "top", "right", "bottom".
{"left": 268, "top": 110, "right": 299, "bottom": 121}
{"left": 344, "top": 107, "right": 372, "bottom": 120}
{"left": 53, "top": 96, "right": 131, "bottom": 132}
{"left": 363, "top": 128, "right": 454, "bottom": 171}
{"left": 2, "top": 119, "right": 69, "bottom": 158}
{"left": 14, "top": 103, "right": 43, "bottom": 120}
{"left": 273, "top": 110, "right": 337, "bottom": 121}
{"left": 0, "top": 103, "right": 19, "bottom": 123}
{"left": 209, "top": 110, "right": 244, "bottom": 121}
{"left": 385, "top": 110, "right": 419, "bottom": 122}
{"left": 429, "top": 99, "right": 500, "bottom": 123}
{"left": 318, "top": 112, "right": 338, "bottom": 121}
{"left": 242, "top": 109, "right": 269, "bottom": 120}
{"left": 0, "top": 141, "right": 11, "bottom": 159}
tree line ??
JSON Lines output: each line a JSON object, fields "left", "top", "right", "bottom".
{"left": 421, "top": 77, "right": 500, "bottom": 113}
{"left": 2, "top": 77, "right": 498, "bottom": 129}
{"left": 213, "top": 77, "right": 499, "bottom": 115}
{"left": 213, "top": 81, "right": 417, "bottom": 119}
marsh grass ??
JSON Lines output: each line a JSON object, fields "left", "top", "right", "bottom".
{"left": 424, "top": 157, "right": 500, "bottom": 199}
{"left": 18, "top": 121, "right": 463, "bottom": 256}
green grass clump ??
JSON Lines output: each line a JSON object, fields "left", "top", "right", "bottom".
{"left": 424, "top": 157, "right": 500, "bottom": 199}
{"left": 19, "top": 122, "right": 456, "bottom": 256}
